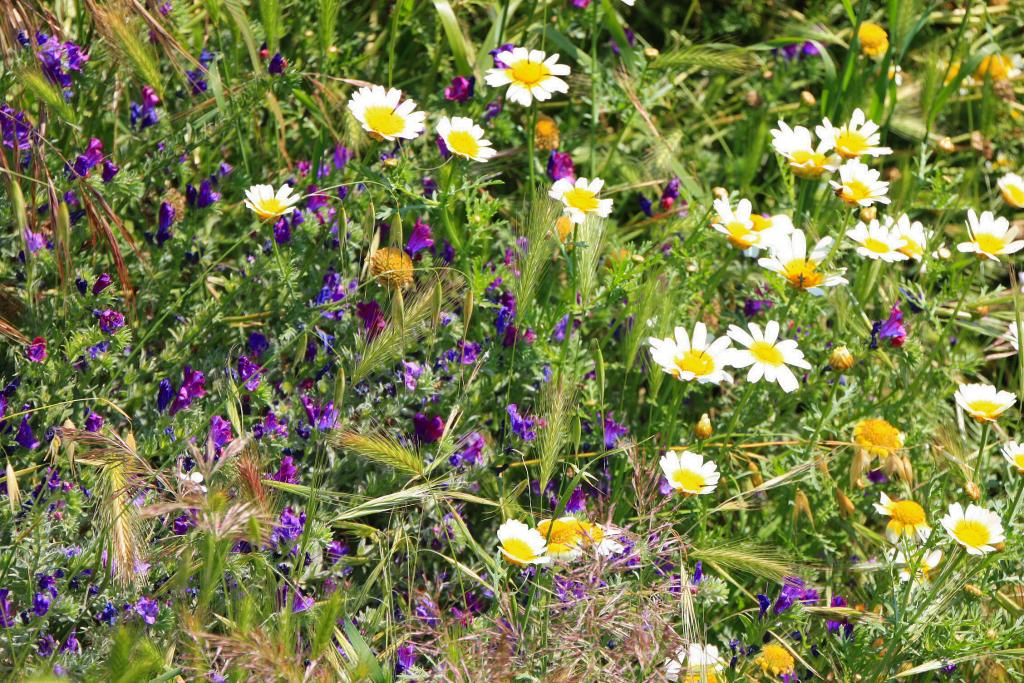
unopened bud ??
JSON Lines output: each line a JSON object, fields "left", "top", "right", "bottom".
{"left": 644, "top": 47, "right": 659, "bottom": 59}
{"left": 793, "top": 488, "right": 813, "bottom": 526}
{"left": 695, "top": 413, "right": 713, "bottom": 440}
{"left": 745, "top": 90, "right": 762, "bottom": 108}
{"left": 836, "top": 488, "right": 856, "bottom": 518}
{"left": 859, "top": 206, "right": 877, "bottom": 223}
{"left": 885, "top": 167, "right": 901, "bottom": 182}
{"left": 800, "top": 90, "right": 816, "bottom": 107}
{"left": 829, "top": 346, "right": 855, "bottom": 371}
{"left": 938, "top": 136, "right": 956, "bottom": 153}
{"left": 712, "top": 187, "right": 728, "bottom": 200}
{"left": 964, "top": 583, "right": 983, "bottom": 597}
{"left": 762, "top": 69, "right": 774, "bottom": 80}
{"left": 965, "top": 481, "right": 981, "bottom": 500}
{"left": 748, "top": 461, "right": 764, "bottom": 487}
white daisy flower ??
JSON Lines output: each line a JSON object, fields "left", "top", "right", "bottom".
{"left": 890, "top": 213, "right": 932, "bottom": 261}
{"left": 647, "top": 321, "right": 737, "bottom": 385}
{"left": 770, "top": 120, "right": 839, "bottom": 179}
{"left": 549, "top": 176, "right": 613, "bottom": 225}
{"left": 497, "top": 519, "right": 549, "bottom": 566}
{"left": 1005, "top": 321, "right": 1022, "bottom": 351}
{"left": 711, "top": 197, "right": 791, "bottom": 255}
{"left": 243, "top": 183, "right": 301, "bottom": 220}
{"left": 664, "top": 642, "right": 724, "bottom": 682}
{"left": 940, "top": 502, "right": 1005, "bottom": 555}
{"left": 998, "top": 172, "right": 1024, "bottom": 209}
{"left": 956, "top": 209, "right": 1024, "bottom": 262}
{"left": 890, "top": 547, "right": 942, "bottom": 583}
{"left": 816, "top": 108, "right": 893, "bottom": 159}
{"left": 873, "top": 492, "right": 930, "bottom": 543}
{"left": 846, "top": 219, "right": 909, "bottom": 262}
{"left": 659, "top": 450, "right": 720, "bottom": 495}
{"left": 437, "top": 116, "right": 496, "bottom": 162}
{"left": 829, "top": 159, "right": 891, "bottom": 207}
{"left": 758, "top": 229, "right": 848, "bottom": 296}
{"left": 954, "top": 382, "right": 1016, "bottom": 422}
{"left": 346, "top": 84, "right": 426, "bottom": 141}
{"left": 726, "top": 320, "right": 811, "bottom": 393}
{"left": 1001, "top": 441, "right": 1024, "bottom": 474}
{"left": 484, "top": 47, "right": 570, "bottom": 107}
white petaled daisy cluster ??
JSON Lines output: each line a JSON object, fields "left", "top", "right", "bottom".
{"left": 549, "top": 177, "right": 614, "bottom": 225}
{"left": 940, "top": 503, "right": 1005, "bottom": 555}
{"left": 660, "top": 450, "right": 720, "bottom": 495}
{"left": 485, "top": 47, "right": 570, "bottom": 107}
{"left": 243, "top": 183, "right": 301, "bottom": 220}
{"left": 711, "top": 196, "right": 794, "bottom": 255}
{"left": 647, "top": 320, "right": 810, "bottom": 392}
{"left": 758, "top": 229, "right": 848, "bottom": 296}
{"left": 346, "top": 85, "right": 427, "bottom": 141}
{"left": 956, "top": 209, "right": 1024, "bottom": 262}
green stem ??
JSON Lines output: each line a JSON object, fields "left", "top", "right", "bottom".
{"left": 972, "top": 422, "right": 991, "bottom": 485}
{"left": 1005, "top": 475, "right": 1024, "bottom": 528}
{"left": 527, "top": 108, "right": 537, "bottom": 207}
{"left": 588, "top": 0, "right": 599, "bottom": 177}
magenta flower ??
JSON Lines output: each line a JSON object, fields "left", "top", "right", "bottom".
{"left": 27, "top": 336, "right": 47, "bottom": 363}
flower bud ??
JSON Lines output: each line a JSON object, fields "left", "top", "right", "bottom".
{"left": 964, "top": 481, "right": 981, "bottom": 501}
{"left": 859, "top": 206, "right": 877, "bottom": 223}
{"left": 793, "top": 488, "right": 813, "bottom": 526}
{"left": 964, "top": 583, "right": 983, "bottom": 597}
{"left": 748, "top": 461, "right": 764, "bottom": 487}
{"left": 829, "top": 346, "right": 855, "bottom": 371}
{"left": 643, "top": 47, "right": 659, "bottom": 59}
{"left": 695, "top": 413, "right": 713, "bottom": 440}
{"left": 712, "top": 187, "right": 728, "bottom": 200}
{"left": 800, "top": 90, "right": 816, "bottom": 107}
{"left": 836, "top": 488, "right": 856, "bottom": 518}
{"left": 938, "top": 136, "right": 956, "bottom": 153}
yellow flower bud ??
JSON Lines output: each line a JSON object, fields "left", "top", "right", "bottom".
{"left": 695, "top": 413, "right": 713, "bottom": 440}
{"left": 829, "top": 346, "right": 855, "bottom": 371}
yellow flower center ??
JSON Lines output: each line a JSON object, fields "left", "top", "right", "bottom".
{"left": 682, "top": 672, "right": 718, "bottom": 683}
{"left": 501, "top": 538, "right": 536, "bottom": 565}
{"left": 862, "top": 237, "right": 892, "bottom": 254}
{"left": 508, "top": 60, "right": 551, "bottom": 87}
{"left": 749, "top": 340, "right": 785, "bottom": 366}
{"left": 1001, "top": 183, "right": 1024, "bottom": 208}
{"left": 1013, "top": 454, "right": 1024, "bottom": 472}
{"left": 254, "top": 197, "right": 286, "bottom": 218}
{"left": 363, "top": 106, "right": 406, "bottom": 137}
{"left": 898, "top": 239, "right": 923, "bottom": 259}
{"left": 726, "top": 222, "right": 756, "bottom": 248}
{"left": 835, "top": 131, "right": 870, "bottom": 158}
{"left": 854, "top": 419, "right": 902, "bottom": 457}
{"left": 840, "top": 179, "right": 872, "bottom": 203}
{"left": 973, "top": 233, "right": 1006, "bottom": 256}
{"left": 446, "top": 130, "right": 481, "bottom": 159}
{"left": 782, "top": 258, "right": 825, "bottom": 289}
{"left": 966, "top": 399, "right": 1006, "bottom": 421}
{"left": 672, "top": 468, "right": 707, "bottom": 493}
{"left": 751, "top": 214, "right": 773, "bottom": 231}
{"left": 563, "top": 187, "right": 600, "bottom": 213}
{"left": 789, "top": 150, "right": 828, "bottom": 176}
{"left": 889, "top": 500, "right": 926, "bottom": 525}
{"left": 757, "top": 644, "right": 795, "bottom": 676}
{"left": 675, "top": 349, "right": 716, "bottom": 377}
{"left": 953, "top": 519, "right": 991, "bottom": 548}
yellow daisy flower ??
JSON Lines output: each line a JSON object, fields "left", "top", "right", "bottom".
{"left": 496, "top": 519, "right": 549, "bottom": 566}
{"left": 854, "top": 418, "right": 904, "bottom": 458}
{"left": 484, "top": 47, "right": 570, "bottom": 107}
{"left": 954, "top": 382, "right": 1016, "bottom": 422}
{"left": 874, "top": 492, "right": 930, "bottom": 543}
{"left": 940, "top": 503, "right": 1005, "bottom": 555}
{"left": 243, "top": 183, "right": 301, "bottom": 220}
{"left": 858, "top": 22, "right": 889, "bottom": 59}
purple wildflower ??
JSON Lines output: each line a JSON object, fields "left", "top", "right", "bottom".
{"left": 444, "top": 75, "right": 475, "bottom": 102}
{"left": 407, "top": 218, "right": 435, "bottom": 256}
{"left": 84, "top": 412, "right": 104, "bottom": 432}
{"left": 169, "top": 366, "right": 207, "bottom": 415}
{"left": 413, "top": 412, "right": 445, "bottom": 443}
{"left": 507, "top": 404, "right": 539, "bottom": 441}
{"left": 27, "top": 336, "right": 47, "bottom": 362}
{"left": 16, "top": 414, "right": 40, "bottom": 450}
{"left": 95, "top": 309, "right": 125, "bottom": 334}
{"left": 547, "top": 151, "right": 575, "bottom": 181}
{"left": 135, "top": 596, "right": 159, "bottom": 625}
{"left": 270, "top": 456, "right": 299, "bottom": 484}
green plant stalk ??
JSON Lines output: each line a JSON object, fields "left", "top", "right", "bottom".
{"left": 527, "top": 107, "right": 538, "bottom": 207}
{"left": 1004, "top": 475, "right": 1024, "bottom": 528}
{"left": 589, "top": 0, "right": 599, "bottom": 177}
{"left": 972, "top": 421, "right": 991, "bottom": 485}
